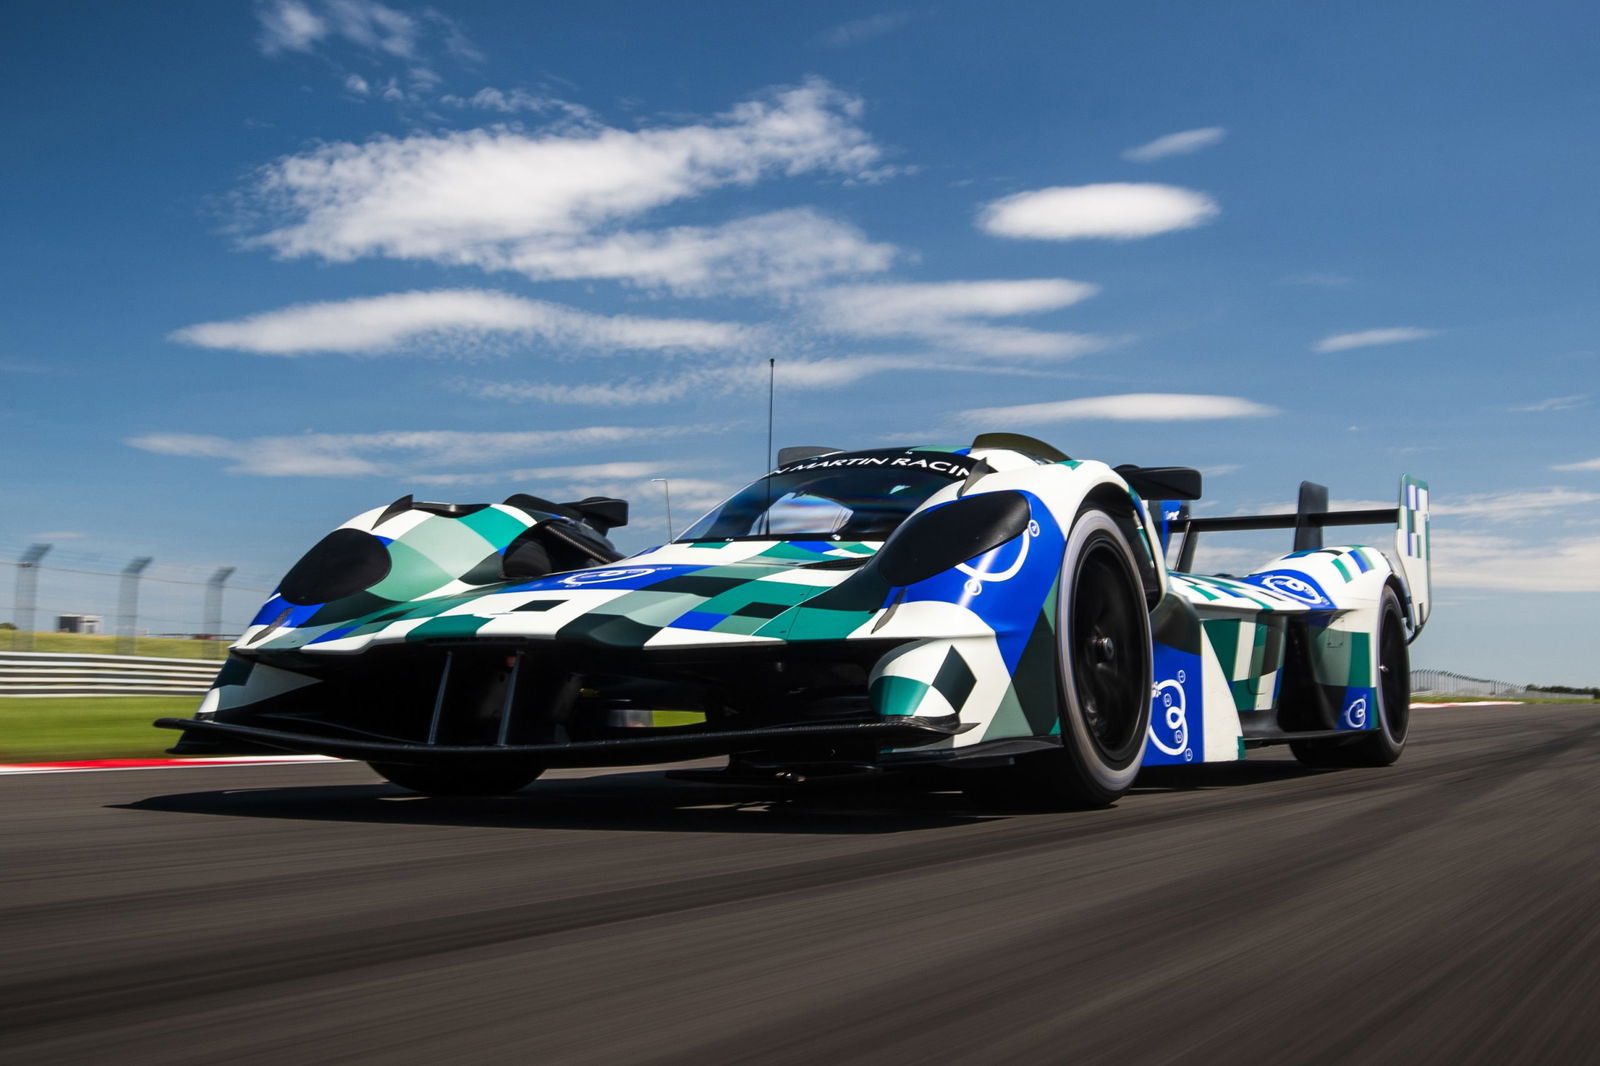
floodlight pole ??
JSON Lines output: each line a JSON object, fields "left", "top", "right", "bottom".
{"left": 204, "top": 566, "right": 235, "bottom": 659}
{"left": 117, "top": 556, "right": 153, "bottom": 655}
{"left": 14, "top": 543, "right": 50, "bottom": 652}
{"left": 651, "top": 478, "right": 675, "bottom": 540}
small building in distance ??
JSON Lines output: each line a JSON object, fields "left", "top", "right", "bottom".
{"left": 57, "top": 614, "right": 103, "bottom": 634}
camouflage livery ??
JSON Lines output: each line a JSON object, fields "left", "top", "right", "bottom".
{"left": 162, "top": 435, "right": 1430, "bottom": 803}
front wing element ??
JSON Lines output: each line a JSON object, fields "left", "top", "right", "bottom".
{"left": 155, "top": 715, "right": 966, "bottom": 768}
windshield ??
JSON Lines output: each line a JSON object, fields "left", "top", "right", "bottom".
{"left": 677, "top": 450, "right": 973, "bottom": 542}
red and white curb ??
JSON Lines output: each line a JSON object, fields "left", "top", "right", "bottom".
{"left": 0, "top": 755, "right": 343, "bottom": 775}
{"left": 1411, "top": 700, "right": 1523, "bottom": 709}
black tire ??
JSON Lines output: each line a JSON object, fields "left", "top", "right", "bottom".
{"left": 966, "top": 507, "right": 1153, "bottom": 809}
{"left": 369, "top": 761, "right": 544, "bottom": 796}
{"left": 1291, "top": 586, "right": 1410, "bottom": 768}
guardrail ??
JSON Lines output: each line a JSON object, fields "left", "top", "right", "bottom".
{"left": 0, "top": 652, "right": 220, "bottom": 698}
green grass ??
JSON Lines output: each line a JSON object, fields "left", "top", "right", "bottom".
{"left": 0, "top": 697, "right": 198, "bottom": 762}
{"left": 1412, "top": 694, "right": 1592, "bottom": 704}
{"left": 0, "top": 630, "right": 228, "bottom": 660}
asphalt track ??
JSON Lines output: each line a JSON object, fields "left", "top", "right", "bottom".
{"left": 2, "top": 704, "right": 1597, "bottom": 1065}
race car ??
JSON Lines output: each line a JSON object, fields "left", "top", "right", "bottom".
{"left": 158, "top": 433, "right": 1431, "bottom": 807}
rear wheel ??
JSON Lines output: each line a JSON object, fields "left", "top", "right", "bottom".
{"left": 369, "top": 761, "right": 544, "bottom": 796}
{"left": 1291, "top": 586, "right": 1410, "bottom": 768}
{"left": 966, "top": 507, "right": 1152, "bottom": 809}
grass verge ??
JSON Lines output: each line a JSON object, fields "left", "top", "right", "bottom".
{"left": 0, "top": 631, "right": 229, "bottom": 660}
{"left": 0, "top": 697, "right": 197, "bottom": 762}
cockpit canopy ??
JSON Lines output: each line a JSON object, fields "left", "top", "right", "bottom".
{"left": 676, "top": 448, "right": 975, "bottom": 542}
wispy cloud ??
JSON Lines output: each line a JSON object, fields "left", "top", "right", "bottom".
{"left": 498, "top": 209, "right": 895, "bottom": 296}
{"left": 125, "top": 426, "right": 683, "bottom": 478}
{"left": 1312, "top": 327, "right": 1439, "bottom": 353}
{"left": 1513, "top": 394, "right": 1588, "bottom": 412}
{"left": 1122, "top": 127, "right": 1227, "bottom": 163}
{"left": 959, "top": 393, "right": 1278, "bottom": 425}
{"left": 811, "top": 279, "right": 1107, "bottom": 358}
{"left": 1432, "top": 487, "right": 1600, "bottom": 519}
{"left": 256, "top": 0, "right": 478, "bottom": 60}
{"left": 242, "top": 79, "right": 892, "bottom": 294}
{"left": 978, "top": 183, "right": 1219, "bottom": 241}
{"left": 411, "top": 460, "right": 663, "bottom": 486}
{"left": 171, "top": 290, "right": 748, "bottom": 356}
{"left": 1552, "top": 457, "right": 1600, "bottom": 472}
{"left": 454, "top": 355, "right": 939, "bottom": 407}
{"left": 437, "top": 87, "right": 598, "bottom": 125}
{"left": 821, "top": 12, "right": 910, "bottom": 47}
{"left": 1433, "top": 531, "right": 1600, "bottom": 592}
{"left": 256, "top": 1, "right": 481, "bottom": 108}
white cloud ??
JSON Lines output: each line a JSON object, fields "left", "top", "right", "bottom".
{"left": 454, "top": 355, "right": 934, "bottom": 407}
{"left": 125, "top": 426, "right": 679, "bottom": 478}
{"left": 439, "top": 87, "right": 599, "bottom": 125}
{"left": 1432, "top": 531, "right": 1600, "bottom": 593}
{"left": 978, "top": 183, "right": 1219, "bottom": 241}
{"left": 256, "top": 0, "right": 440, "bottom": 59}
{"left": 1553, "top": 457, "right": 1600, "bottom": 472}
{"left": 171, "top": 290, "right": 748, "bottom": 356}
{"left": 1514, "top": 394, "right": 1588, "bottom": 412}
{"left": 1122, "top": 127, "right": 1227, "bottom": 163}
{"left": 257, "top": 1, "right": 328, "bottom": 54}
{"left": 812, "top": 279, "right": 1107, "bottom": 358}
{"left": 499, "top": 209, "right": 895, "bottom": 295}
{"left": 243, "top": 79, "right": 889, "bottom": 293}
{"left": 411, "top": 460, "right": 663, "bottom": 486}
{"left": 1312, "top": 327, "right": 1439, "bottom": 353}
{"left": 256, "top": 1, "right": 479, "bottom": 104}
{"left": 959, "top": 393, "right": 1278, "bottom": 426}
{"left": 821, "top": 12, "right": 910, "bottom": 47}
{"left": 1432, "top": 487, "right": 1600, "bottom": 519}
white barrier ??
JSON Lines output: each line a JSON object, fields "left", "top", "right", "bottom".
{"left": 0, "top": 652, "right": 220, "bottom": 698}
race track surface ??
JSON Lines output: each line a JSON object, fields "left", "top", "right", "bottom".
{"left": 2, "top": 704, "right": 1597, "bottom": 1065}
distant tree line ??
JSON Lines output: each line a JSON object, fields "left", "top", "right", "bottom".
{"left": 1527, "top": 683, "right": 1600, "bottom": 699}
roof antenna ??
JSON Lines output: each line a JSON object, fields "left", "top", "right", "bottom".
{"left": 762, "top": 357, "right": 775, "bottom": 534}
{"left": 766, "top": 357, "right": 776, "bottom": 472}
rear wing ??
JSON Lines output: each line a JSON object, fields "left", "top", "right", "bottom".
{"left": 1172, "top": 476, "right": 1431, "bottom": 635}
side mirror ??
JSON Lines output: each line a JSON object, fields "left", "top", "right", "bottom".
{"left": 567, "top": 497, "right": 628, "bottom": 533}
{"left": 1115, "top": 465, "right": 1202, "bottom": 501}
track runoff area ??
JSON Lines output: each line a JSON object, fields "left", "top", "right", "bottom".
{"left": 2, "top": 702, "right": 1597, "bottom": 1065}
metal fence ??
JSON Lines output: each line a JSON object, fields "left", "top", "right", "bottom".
{"left": 0, "top": 652, "right": 220, "bottom": 698}
{"left": 2, "top": 542, "right": 273, "bottom": 656}
{"left": 1410, "top": 669, "right": 1547, "bottom": 701}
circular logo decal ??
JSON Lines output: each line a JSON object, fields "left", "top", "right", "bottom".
{"left": 1259, "top": 573, "right": 1326, "bottom": 605}
{"left": 558, "top": 567, "right": 665, "bottom": 586}
{"left": 1148, "top": 671, "right": 1190, "bottom": 758}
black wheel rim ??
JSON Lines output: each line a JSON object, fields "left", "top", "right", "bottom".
{"left": 1380, "top": 608, "right": 1410, "bottom": 741}
{"left": 1069, "top": 536, "right": 1147, "bottom": 761}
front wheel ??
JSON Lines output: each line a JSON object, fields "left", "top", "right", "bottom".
{"left": 1291, "top": 586, "right": 1410, "bottom": 768}
{"left": 967, "top": 507, "right": 1153, "bottom": 809}
{"left": 369, "top": 761, "right": 544, "bottom": 796}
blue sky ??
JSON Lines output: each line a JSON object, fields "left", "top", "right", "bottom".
{"left": 3, "top": 0, "right": 1597, "bottom": 684}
